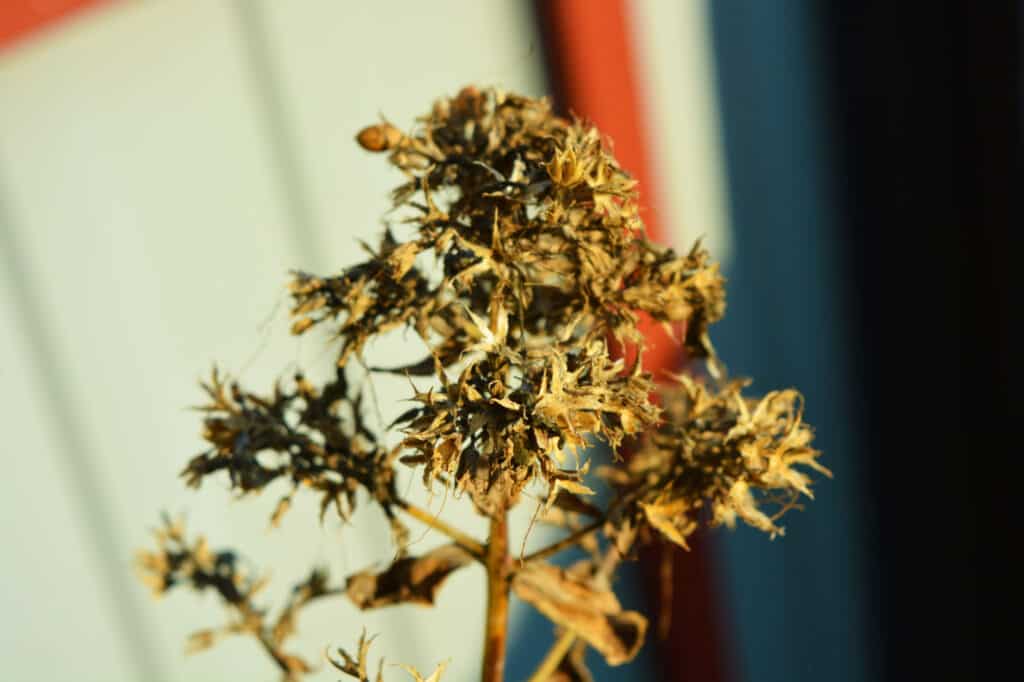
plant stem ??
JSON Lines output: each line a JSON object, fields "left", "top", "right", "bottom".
{"left": 481, "top": 507, "right": 510, "bottom": 682}
{"left": 397, "top": 499, "right": 486, "bottom": 560}
{"left": 235, "top": 602, "right": 293, "bottom": 675}
{"left": 518, "top": 517, "right": 605, "bottom": 566}
{"left": 525, "top": 630, "right": 576, "bottom": 682}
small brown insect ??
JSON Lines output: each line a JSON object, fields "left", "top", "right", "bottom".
{"left": 356, "top": 122, "right": 403, "bottom": 152}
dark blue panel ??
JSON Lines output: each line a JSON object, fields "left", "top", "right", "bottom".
{"left": 706, "top": 3, "right": 875, "bottom": 681}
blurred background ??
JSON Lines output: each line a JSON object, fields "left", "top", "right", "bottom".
{"left": 1, "top": 1, "right": 1006, "bottom": 680}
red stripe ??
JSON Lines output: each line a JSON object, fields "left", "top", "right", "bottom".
{"left": 535, "top": 2, "right": 730, "bottom": 680}
{"left": 1, "top": 0, "right": 107, "bottom": 52}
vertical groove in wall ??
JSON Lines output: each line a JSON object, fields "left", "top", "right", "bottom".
{"left": 229, "top": 0, "right": 322, "bottom": 270}
{"left": 0, "top": 174, "right": 166, "bottom": 682}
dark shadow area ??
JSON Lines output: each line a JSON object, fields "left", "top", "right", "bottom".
{"left": 709, "top": 1, "right": 1011, "bottom": 680}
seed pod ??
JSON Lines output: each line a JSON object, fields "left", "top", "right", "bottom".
{"left": 355, "top": 122, "right": 403, "bottom": 152}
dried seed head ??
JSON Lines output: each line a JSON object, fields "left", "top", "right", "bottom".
{"left": 607, "top": 374, "right": 831, "bottom": 548}
{"left": 288, "top": 86, "right": 734, "bottom": 511}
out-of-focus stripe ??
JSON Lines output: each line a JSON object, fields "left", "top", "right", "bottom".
{"left": 0, "top": 0, "right": 107, "bottom": 52}
{"left": 533, "top": 0, "right": 672, "bottom": 373}
{"left": 627, "top": 0, "right": 732, "bottom": 264}
{"left": 533, "top": 2, "right": 730, "bottom": 681}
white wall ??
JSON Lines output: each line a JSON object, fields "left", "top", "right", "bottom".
{"left": 0, "top": 2, "right": 729, "bottom": 680}
{"left": 0, "top": 2, "right": 545, "bottom": 680}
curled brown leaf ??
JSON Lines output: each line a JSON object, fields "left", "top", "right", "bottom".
{"left": 345, "top": 544, "right": 473, "bottom": 610}
{"left": 512, "top": 563, "right": 647, "bottom": 666}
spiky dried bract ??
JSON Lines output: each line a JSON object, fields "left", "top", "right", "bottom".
{"left": 181, "top": 367, "right": 407, "bottom": 544}
{"left": 396, "top": 337, "right": 657, "bottom": 514}
{"left": 330, "top": 631, "right": 447, "bottom": 682}
{"left": 137, "top": 518, "right": 342, "bottom": 680}
{"left": 608, "top": 375, "right": 831, "bottom": 549}
{"left": 292, "top": 86, "right": 726, "bottom": 511}
{"left": 137, "top": 516, "right": 260, "bottom": 604}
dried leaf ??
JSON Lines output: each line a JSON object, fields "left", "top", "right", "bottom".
{"left": 345, "top": 545, "right": 472, "bottom": 610}
{"left": 512, "top": 563, "right": 647, "bottom": 666}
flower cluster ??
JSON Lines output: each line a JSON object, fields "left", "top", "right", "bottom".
{"left": 139, "top": 86, "right": 829, "bottom": 681}
{"left": 289, "top": 86, "right": 726, "bottom": 512}
{"left": 180, "top": 366, "right": 405, "bottom": 544}
{"left": 606, "top": 375, "right": 831, "bottom": 548}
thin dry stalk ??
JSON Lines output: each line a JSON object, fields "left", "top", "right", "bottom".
{"left": 399, "top": 499, "right": 486, "bottom": 560}
{"left": 482, "top": 508, "right": 510, "bottom": 682}
{"left": 525, "top": 629, "right": 576, "bottom": 682}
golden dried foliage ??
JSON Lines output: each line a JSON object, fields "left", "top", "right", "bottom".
{"left": 604, "top": 375, "right": 831, "bottom": 549}
{"left": 138, "top": 86, "right": 829, "bottom": 681}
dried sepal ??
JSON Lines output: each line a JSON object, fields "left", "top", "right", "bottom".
{"left": 638, "top": 499, "right": 698, "bottom": 550}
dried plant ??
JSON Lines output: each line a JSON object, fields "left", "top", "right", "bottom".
{"left": 138, "top": 86, "right": 830, "bottom": 681}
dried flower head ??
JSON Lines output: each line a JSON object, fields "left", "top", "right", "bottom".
{"left": 290, "top": 86, "right": 727, "bottom": 513}
{"left": 606, "top": 375, "right": 832, "bottom": 549}
{"left": 180, "top": 366, "right": 408, "bottom": 546}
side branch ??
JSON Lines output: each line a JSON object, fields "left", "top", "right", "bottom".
{"left": 518, "top": 517, "right": 605, "bottom": 567}
{"left": 397, "top": 499, "right": 486, "bottom": 560}
{"left": 524, "top": 629, "right": 576, "bottom": 682}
